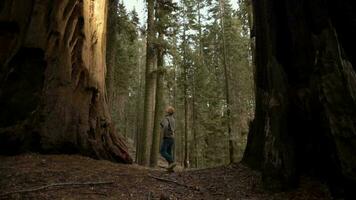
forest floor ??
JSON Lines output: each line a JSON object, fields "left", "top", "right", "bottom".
{"left": 0, "top": 154, "right": 331, "bottom": 200}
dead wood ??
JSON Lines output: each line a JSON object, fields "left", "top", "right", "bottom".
{"left": 148, "top": 174, "right": 200, "bottom": 191}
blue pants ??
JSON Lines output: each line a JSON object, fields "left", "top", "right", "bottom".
{"left": 160, "top": 137, "right": 174, "bottom": 164}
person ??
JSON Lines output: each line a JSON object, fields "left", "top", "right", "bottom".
{"left": 160, "top": 106, "right": 176, "bottom": 171}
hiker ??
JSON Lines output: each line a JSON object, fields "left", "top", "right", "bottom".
{"left": 160, "top": 106, "right": 176, "bottom": 170}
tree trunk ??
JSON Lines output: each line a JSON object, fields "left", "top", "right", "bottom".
{"left": 183, "top": 84, "right": 189, "bottom": 168}
{"left": 135, "top": 43, "right": 145, "bottom": 162}
{"left": 0, "top": 0, "right": 132, "bottom": 163}
{"left": 181, "top": 18, "right": 189, "bottom": 169}
{"left": 191, "top": 82, "right": 198, "bottom": 168}
{"left": 242, "top": 0, "right": 356, "bottom": 197}
{"left": 150, "top": 32, "right": 165, "bottom": 167}
{"left": 138, "top": 0, "right": 156, "bottom": 166}
{"left": 191, "top": 0, "right": 204, "bottom": 169}
{"left": 219, "top": 0, "right": 234, "bottom": 164}
{"left": 105, "top": 0, "right": 118, "bottom": 108}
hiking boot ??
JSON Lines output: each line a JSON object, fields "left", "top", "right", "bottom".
{"left": 167, "top": 162, "right": 176, "bottom": 170}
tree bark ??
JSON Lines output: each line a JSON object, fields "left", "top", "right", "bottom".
{"left": 183, "top": 83, "right": 189, "bottom": 169}
{"left": 138, "top": 0, "right": 157, "bottom": 166}
{"left": 135, "top": 43, "right": 145, "bottom": 162}
{"left": 191, "top": 0, "right": 204, "bottom": 169}
{"left": 150, "top": 32, "right": 165, "bottom": 167}
{"left": 181, "top": 17, "right": 189, "bottom": 169}
{"left": 242, "top": 0, "right": 356, "bottom": 197}
{"left": 105, "top": 0, "right": 118, "bottom": 108}
{"left": 219, "top": 0, "right": 234, "bottom": 164}
{"left": 0, "top": 0, "right": 132, "bottom": 163}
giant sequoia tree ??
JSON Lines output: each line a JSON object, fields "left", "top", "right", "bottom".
{"left": 0, "top": 0, "right": 132, "bottom": 163}
{"left": 243, "top": 0, "right": 356, "bottom": 197}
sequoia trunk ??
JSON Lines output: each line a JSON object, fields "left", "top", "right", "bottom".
{"left": 243, "top": 0, "right": 356, "bottom": 198}
{"left": 0, "top": 0, "right": 132, "bottom": 163}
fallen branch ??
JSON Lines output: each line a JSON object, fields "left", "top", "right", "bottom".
{"left": 0, "top": 181, "right": 114, "bottom": 197}
{"left": 78, "top": 191, "right": 108, "bottom": 196}
{"left": 148, "top": 174, "right": 200, "bottom": 191}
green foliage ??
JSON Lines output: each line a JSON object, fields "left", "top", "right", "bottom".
{"left": 167, "top": 0, "right": 254, "bottom": 167}
{"left": 106, "top": 2, "right": 143, "bottom": 137}
{"left": 110, "top": 0, "right": 254, "bottom": 168}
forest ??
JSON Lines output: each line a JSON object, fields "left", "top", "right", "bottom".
{"left": 106, "top": 0, "right": 254, "bottom": 168}
{"left": 0, "top": 0, "right": 355, "bottom": 199}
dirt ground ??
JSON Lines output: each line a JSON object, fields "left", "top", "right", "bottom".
{"left": 0, "top": 154, "right": 331, "bottom": 200}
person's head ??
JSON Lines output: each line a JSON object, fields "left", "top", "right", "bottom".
{"left": 166, "top": 106, "right": 175, "bottom": 115}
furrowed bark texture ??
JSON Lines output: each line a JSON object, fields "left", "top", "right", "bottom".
{"left": 138, "top": 0, "right": 156, "bottom": 166}
{"left": 243, "top": 0, "right": 356, "bottom": 198}
{"left": 0, "top": 0, "right": 132, "bottom": 163}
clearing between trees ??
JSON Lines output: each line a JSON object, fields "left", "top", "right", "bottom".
{"left": 0, "top": 154, "right": 330, "bottom": 200}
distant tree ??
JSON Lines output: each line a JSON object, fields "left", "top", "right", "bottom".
{"left": 150, "top": 0, "right": 177, "bottom": 167}
{"left": 219, "top": 0, "right": 234, "bottom": 163}
{"left": 106, "top": 2, "right": 140, "bottom": 138}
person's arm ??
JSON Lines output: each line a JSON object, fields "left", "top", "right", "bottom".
{"left": 160, "top": 119, "right": 164, "bottom": 128}
{"left": 170, "top": 117, "right": 176, "bottom": 134}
